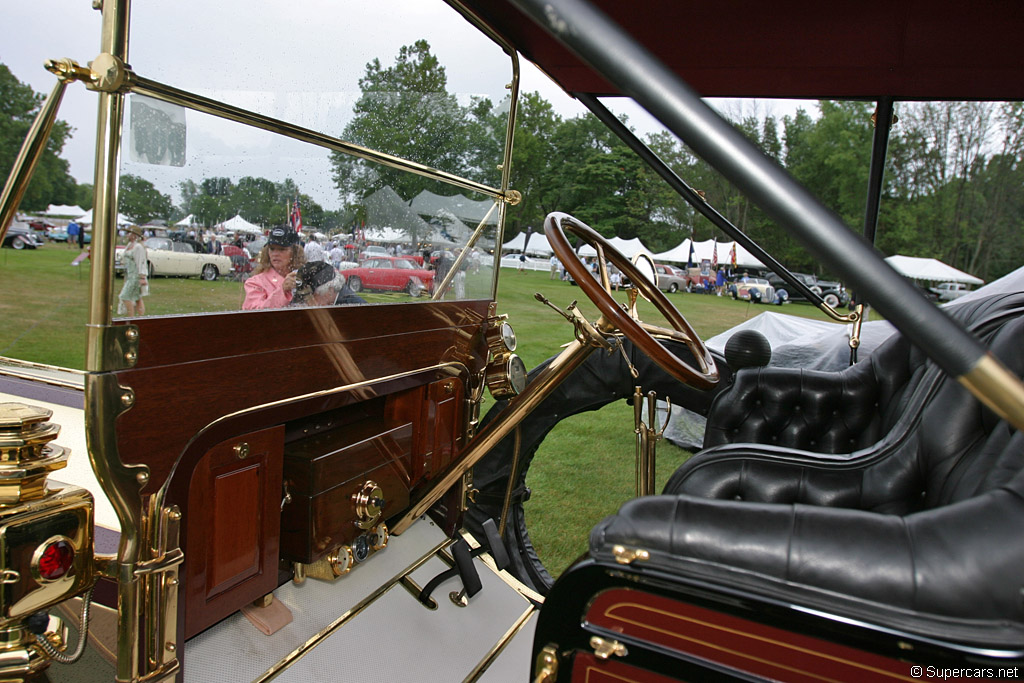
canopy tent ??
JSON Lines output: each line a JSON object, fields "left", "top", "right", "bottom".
{"left": 884, "top": 255, "right": 983, "bottom": 285}
{"left": 74, "top": 209, "right": 132, "bottom": 227}
{"left": 216, "top": 214, "right": 263, "bottom": 235}
{"left": 652, "top": 238, "right": 764, "bottom": 269}
{"left": 175, "top": 214, "right": 197, "bottom": 226}
{"left": 363, "top": 186, "right": 440, "bottom": 245}
{"left": 409, "top": 190, "right": 499, "bottom": 226}
{"left": 44, "top": 204, "right": 85, "bottom": 216}
{"left": 578, "top": 236, "right": 654, "bottom": 260}
{"left": 501, "top": 231, "right": 554, "bottom": 256}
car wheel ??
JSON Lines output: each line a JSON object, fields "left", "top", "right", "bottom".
{"left": 668, "top": 282, "right": 678, "bottom": 293}
{"left": 823, "top": 293, "right": 840, "bottom": 308}
{"left": 201, "top": 264, "right": 219, "bottom": 281}
{"left": 405, "top": 278, "right": 423, "bottom": 297}
{"left": 11, "top": 236, "right": 27, "bottom": 250}
{"left": 348, "top": 276, "right": 363, "bottom": 293}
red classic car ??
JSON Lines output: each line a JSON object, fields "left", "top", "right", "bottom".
{"left": 344, "top": 256, "right": 436, "bottom": 296}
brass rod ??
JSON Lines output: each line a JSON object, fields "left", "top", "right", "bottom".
{"left": 0, "top": 77, "right": 68, "bottom": 240}
{"left": 127, "top": 74, "right": 509, "bottom": 204}
{"left": 393, "top": 338, "right": 600, "bottom": 535}
{"left": 497, "top": 426, "right": 523, "bottom": 537}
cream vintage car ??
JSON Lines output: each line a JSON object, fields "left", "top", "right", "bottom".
{"left": 115, "top": 236, "right": 234, "bottom": 280}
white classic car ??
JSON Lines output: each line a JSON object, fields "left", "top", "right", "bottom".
{"left": 116, "top": 236, "right": 234, "bottom": 280}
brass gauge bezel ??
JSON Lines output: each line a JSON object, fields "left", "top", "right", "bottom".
{"left": 485, "top": 353, "right": 527, "bottom": 399}
{"left": 486, "top": 320, "right": 517, "bottom": 355}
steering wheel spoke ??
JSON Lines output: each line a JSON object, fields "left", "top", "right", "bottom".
{"left": 545, "top": 212, "right": 718, "bottom": 389}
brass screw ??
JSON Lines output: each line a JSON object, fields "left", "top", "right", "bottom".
{"left": 125, "top": 328, "right": 139, "bottom": 341}
{"left": 121, "top": 392, "right": 134, "bottom": 407}
{"left": 136, "top": 471, "right": 149, "bottom": 485}
{"left": 124, "top": 351, "right": 137, "bottom": 364}
{"left": 234, "top": 443, "right": 250, "bottom": 459}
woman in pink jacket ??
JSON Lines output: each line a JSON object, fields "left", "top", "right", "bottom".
{"left": 242, "top": 226, "right": 306, "bottom": 309}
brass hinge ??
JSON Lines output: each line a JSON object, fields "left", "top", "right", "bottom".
{"left": 612, "top": 544, "right": 650, "bottom": 565}
{"left": 590, "top": 635, "right": 628, "bottom": 659}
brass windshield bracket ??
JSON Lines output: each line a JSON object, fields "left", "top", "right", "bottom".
{"left": 503, "top": 189, "right": 522, "bottom": 206}
{"left": 98, "top": 324, "right": 141, "bottom": 371}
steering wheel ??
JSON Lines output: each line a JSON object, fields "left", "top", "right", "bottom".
{"left": 546, "top": 212, "right": 718, "bottom": 390}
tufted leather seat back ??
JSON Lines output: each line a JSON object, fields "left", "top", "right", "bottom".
{"left": 688, "top": 292, "right": 1024, "bottom": 513}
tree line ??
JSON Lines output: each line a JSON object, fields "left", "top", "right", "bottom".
{"left": 4, "top": 51, "right": 1022, "bottom": 283}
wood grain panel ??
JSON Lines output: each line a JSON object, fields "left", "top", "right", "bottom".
{"left": 114, "top": 300, "right": 489, "bottom": 495}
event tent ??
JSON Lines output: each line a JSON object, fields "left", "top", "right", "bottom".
{"left": 578, "top": 236, "right": 654, "bottom": 259}
{"left": 501, "top": 231, "right": 554, "bottom": 256}
{"left": 176, "top": 214, "right": 197, "bottom": 226}
{"left": 217, "top": 214, "right": 263, "bottom": 235}
{"left": 44, "top": 204, "right": 86, "bottom": 216}
{"left": 884, "top": 255, "right": 984, "bottom": 285}
{"left": 409, "top": 190, "right": 499, "bottom": 226}
{"left": 653, "top": 238, "right": 765, "bottom": 269}
{"left": 74, "top": 209, "right": 132, "bottom": 226}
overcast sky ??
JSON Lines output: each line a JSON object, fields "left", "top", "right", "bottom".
{"left": 3, "top": 0, "right": 810, "bottom": 212}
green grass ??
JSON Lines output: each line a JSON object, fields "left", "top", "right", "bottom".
{"left": 0, "top": 247, "right": 844, "bottom": 577}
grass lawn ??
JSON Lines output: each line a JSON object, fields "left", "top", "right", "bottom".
{"left": 1, "top": 246, "right": 848, "bottom": 576}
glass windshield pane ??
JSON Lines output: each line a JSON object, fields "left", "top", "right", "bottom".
{"left": 113, "top": 0, "right": 511, "bottom": 317}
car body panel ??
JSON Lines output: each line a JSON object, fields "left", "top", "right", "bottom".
{"left": 344, "top": 256, "right": 436, "bottom": 293}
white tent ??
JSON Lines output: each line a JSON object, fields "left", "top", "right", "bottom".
{"left": 652, "top": 238, "right": 765, "bottom": 269}
{"left": 884, "top": 255, "right": 984, "bottom": 285}
{"left": 175, "top": 214, "right": 196, "bottom": 226}
{"left": 74, "top": 209, "right": 132, "bottom": 226}
{"left": 216, "top": 214, "right": 263, "bottom": 235}
{"left": 501, "top": 231, "right": 554, "bottom": 256}
{"left": 578, "top": 236, "right": 653, "bottom": 259}
{"left": 44, "top": 204, "right": 85, "bottom": 216}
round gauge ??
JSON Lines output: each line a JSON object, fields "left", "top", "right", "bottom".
{"left": 508, "top": 354, "right": 527, "bottom": 394}
{"left": 485, "top": 352, "right": 528, "bottom": 399}
{"left": 499, "top": 322, "right": 517, "bottom": 352}
{"left": 353, "top": 535, "right": 370, "bottom": 563}
{"left": 486, "top": 319, "right": 518, "bottom": 355}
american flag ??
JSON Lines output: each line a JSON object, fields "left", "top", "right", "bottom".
{"left": 290, "top": 197, "right": 303, "bottom": 233}
{"left": 711, "top": 238, "right": 718, "bottom": 269}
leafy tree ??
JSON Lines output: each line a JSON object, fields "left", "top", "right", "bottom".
{"left": 330, "top": 40, "right": 473, "bottom": 203}
{"left": 119, "top": 174, "right": 173, "bottom": 223}
{"left": 0, "top": 64, "right": 80, "bottom": 211}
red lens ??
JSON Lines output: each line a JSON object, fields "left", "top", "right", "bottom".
{"left": 38, "top": 540, "right": 75, "bottom": 581}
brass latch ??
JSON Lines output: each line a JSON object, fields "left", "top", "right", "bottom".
{"left": 533, "top": 644, "right": 559, "bottom": 683}
{"left": 590, "top": 635, "right": 628, "bottom": 659}
{"left": 612, "top": 544, "right": 650, "bottom": 565}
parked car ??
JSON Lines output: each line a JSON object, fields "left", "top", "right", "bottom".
{"left": 730, "top": 277, "right": 779, "bottom": 304}
{"left": 654, "top": 263, "right": 688, "bottom": 292}
{"left": 930, "top": 281, "right": 970, "bottom": 301}
{"left": 344, "top": 256, "right": 436, "bottom": 296}
{"left": 359, "top": 245, "right": 389, "bottom": 260}
{"left": 766, "top": 271, "right": 849, "bottom": 308}
{"left": 1, "top": 222, "right": 44, "bottom": 249}
{"left": 115, "top": 236, "right": 233, "bottom": 280}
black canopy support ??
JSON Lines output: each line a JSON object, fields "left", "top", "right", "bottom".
{"left": 863, "top": 98, "right": 894, "bottom": 246}
{"left": 576, "top": 92, "right": 824, "bottom": 305}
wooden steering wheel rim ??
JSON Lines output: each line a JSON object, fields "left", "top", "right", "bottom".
{"left": 545, "top": 212, "right": 718, "bottom": 390}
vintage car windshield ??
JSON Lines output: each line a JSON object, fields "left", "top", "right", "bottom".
{"left": 112, "top": 0, "right": 512, "bottom": 318}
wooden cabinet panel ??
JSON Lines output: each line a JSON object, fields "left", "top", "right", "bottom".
{"left": 184, "top": 425, "right": 284, "bottom": 638}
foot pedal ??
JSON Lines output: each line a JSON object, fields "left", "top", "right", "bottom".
{"left": 481, "top": 518, "right": 510, "bottom": 571}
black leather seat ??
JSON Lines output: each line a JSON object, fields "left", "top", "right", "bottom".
{"left": 590, "top": 292, "right": 1024, "bottom": 641}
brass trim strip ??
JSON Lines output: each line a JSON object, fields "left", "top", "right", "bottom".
{"left": 959, "top": 352, "right": 1024, "bottom": 433}
{"left": 255, "top": 535, "right": 452, "bottom": 682}
{"left": 125, "top": 74, "right": 508, "bottom": 204}
{"left": 463, "top": 605, "right": 537, "bottom": 682}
